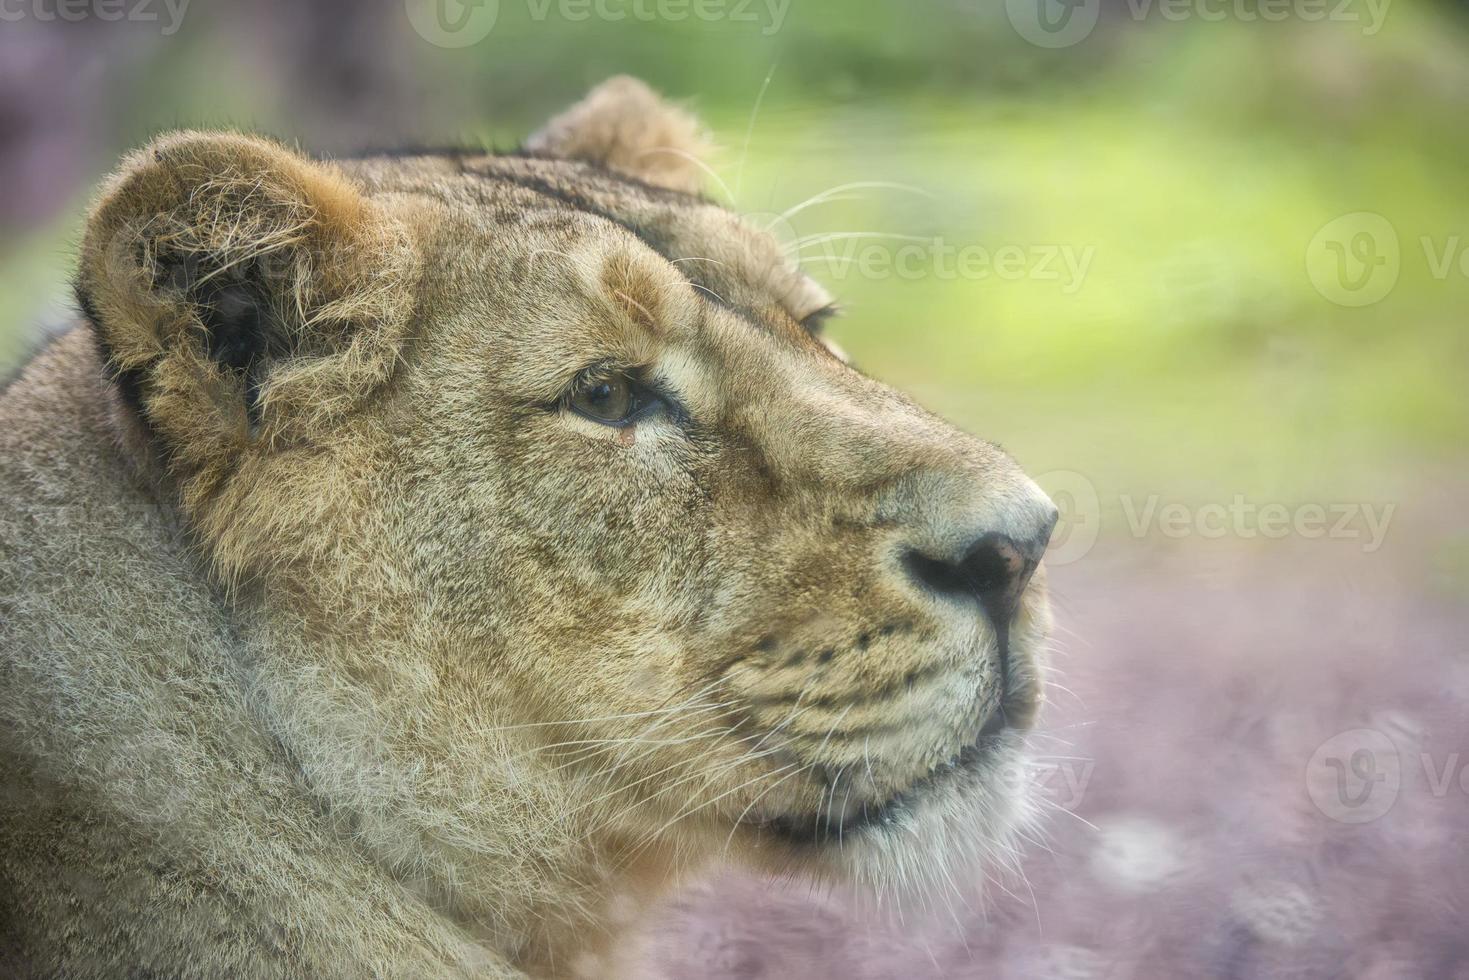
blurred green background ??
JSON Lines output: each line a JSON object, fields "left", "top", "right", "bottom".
{"left": 2, "top": 0, "right": 1466, "bottom": 587}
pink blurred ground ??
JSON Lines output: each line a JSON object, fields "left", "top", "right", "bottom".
{"left": 631, "top": 515, "right": 1469, "bottom": 979}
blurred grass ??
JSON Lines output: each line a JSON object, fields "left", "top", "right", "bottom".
{"left": 728, "top": 73, "right": 1469, "bottom": 506}
{"left": 719, "top": 15, "right": 1469, "bottom": 509}
{"left": 3, "top": 3, "right": 1466, "bottom": 522}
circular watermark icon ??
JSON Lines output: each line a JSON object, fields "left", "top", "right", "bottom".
{"left": 1305, "top": 728, "right": 1401, "bottom": 824}
{"left": 1033, "top": 469, "right": 1100, "bottom": 566}
{"left": 1005, "top": 0, "right": 1101, "bottom": 49}
{"left": 405, "top": 0, "right": 499, "bottom": 47}
{"left": 1305, "top": 211, "right": 1400, "bottom": 307}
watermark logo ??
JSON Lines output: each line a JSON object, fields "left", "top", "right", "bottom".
{"left": 1305, "top": 728, "right": 1400, "bottom": 823}
{"left": 1004, "top": 0, "right": 1102, "bottom": 49}
{"left": 1307, "top": 721, "right": 1469, "bottom": 825}
{"left": 405, "top": 0, "right": 499, "bottom": 47}
{"left": 1308, "top": 213, "right": 1469, "bottom": 306}
{"left": 1034, "top": 469, "right": 1102, "bottom": 566}
{"left": 1306, "top": 211, "right": 1400, "bottom": 307}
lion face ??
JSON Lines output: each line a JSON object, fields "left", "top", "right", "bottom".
{"left": 79, "top": 78, "right": 1056, "bottom": 905}
{"left": 391, "top": 158, "right": 1057, "bottom": 882}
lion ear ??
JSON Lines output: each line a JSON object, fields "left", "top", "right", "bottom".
{"left": 525, "top": 76, "right": 713, "bottom": 194}
{"left": 78, "top": 131, "right": 417, "bottom": 466}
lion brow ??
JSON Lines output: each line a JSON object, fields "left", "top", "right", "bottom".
{"left": 465, "top": 166, "right": 784, "bottom": 337}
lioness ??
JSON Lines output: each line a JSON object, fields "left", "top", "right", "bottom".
{"left": 0, "top": 77, "right": 1057, "bottom": 978}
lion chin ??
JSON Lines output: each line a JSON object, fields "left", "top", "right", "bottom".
{"left": 1, "top": 75, "right": 1057, "bottom": 978}
{"left": 758, "top": 735, "right": 1036, "bottom": 899}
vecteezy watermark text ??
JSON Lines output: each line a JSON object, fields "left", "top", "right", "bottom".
{"left": 405, "top": 0, "right": 788, "bottom": 47}
{"left": 1121, "top": 495, "right": 1395, "bottom": 553}
{"left": 1005, "top": 0, "right": 1390, "bottom": 49}
{"left": 525, "top": 0, "right": 787, "bottom": 32}
{"left": 1032, "top": 471, "right": 1399, "bottom": 566}
{"left": 1123, "top": 0, "right": 1389, "bottom": 32}
{"left": 995, "top": 756, "right": 1095, "bottom": 811}
{"left": 805, "top": 237, "right": 1095, "bottom": 292}
{"left": 0, "top": 0, "right": 190, "bottom": 33}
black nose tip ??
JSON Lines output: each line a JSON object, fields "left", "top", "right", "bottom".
{"left": 902, "top": 524, "right": 1052, "bottom": 626}
{"left": 961, "top": 533, "right": 1042, "bottom": 626}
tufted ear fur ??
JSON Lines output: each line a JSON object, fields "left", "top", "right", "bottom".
{"left": 78, "top": 131, "right": 418, "bottom": 497}
{"left": 525, "top": 76, "right": 714, "bottom": 194}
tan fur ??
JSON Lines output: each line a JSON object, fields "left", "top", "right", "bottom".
{"left": 0, "top": 79, "right": 1057, "bottom": 978}
{"left": 525, "top": 76, "right": 714, "bottom": 194}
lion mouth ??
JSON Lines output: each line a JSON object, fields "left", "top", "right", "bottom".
{"left": 736, "top": 615, "right": 1041, "bottom": 848}
{"left": 750, "top": 722, "right": 1013, "bottom": 847}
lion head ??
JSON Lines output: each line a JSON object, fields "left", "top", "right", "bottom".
{"left": 77, "top": 76, "right": 1057, "bottom": 967}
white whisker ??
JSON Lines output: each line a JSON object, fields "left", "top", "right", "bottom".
{"left": 786, "top": 231, "right": 934, "bottom": 256}
{"left": 642, "top": 146, "right": 733, "bottom": 203}
{"left": 733, "top": 63, "right": 777, "bottom": 205}
{"left": 771, "top": 180, "right": 934, "bottom": 227}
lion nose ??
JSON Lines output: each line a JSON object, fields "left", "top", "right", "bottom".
{"left": 901, "top": 508, "right": 1057, "bottom": 627}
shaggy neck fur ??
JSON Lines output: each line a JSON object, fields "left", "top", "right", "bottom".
{"left": 70, "top": 323, "right": 694, "bottom": 974}
{"left": 235, "top": 562, "right": 695, "bottom": 975}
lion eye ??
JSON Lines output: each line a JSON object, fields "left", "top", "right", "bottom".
{"left": 567, "top": 373, "right": 661, "bottom": 426}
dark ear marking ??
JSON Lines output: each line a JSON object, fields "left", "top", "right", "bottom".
{"left": 81, "top": 260, "right": 278, "bottom": 427}
{"left": 199, "top": 281, "right": 275, "bottom": 424}
{"left": 201, "top": 283, "right": 267, "bottom": 374}
{"left": 150, "top": 250, "right": 281, "bottom": 426}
